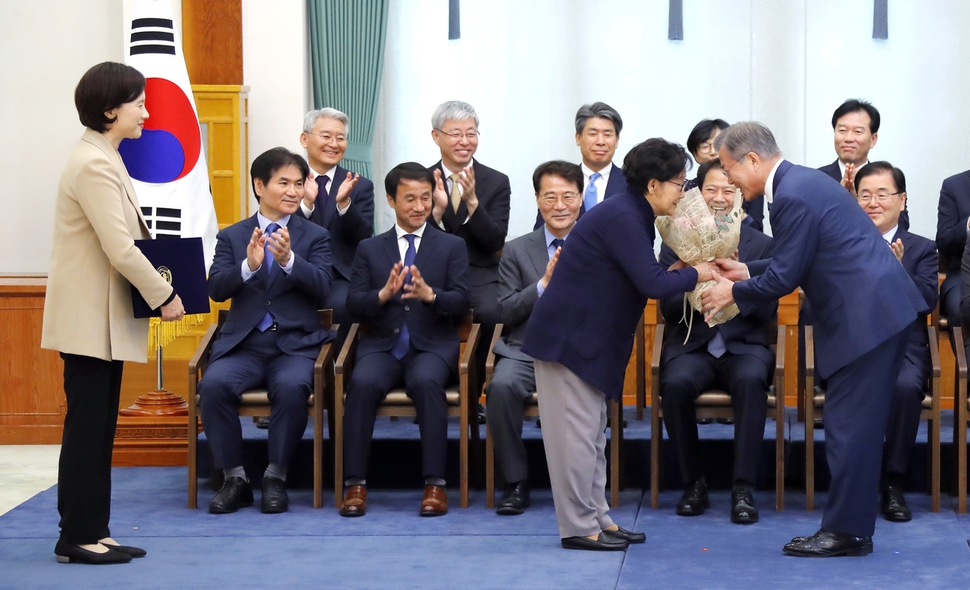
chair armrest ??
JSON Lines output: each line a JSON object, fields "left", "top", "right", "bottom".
{"left": 956, "top": 327, "right": 967, "bottom": 381}
{"left": 804, "top": 325, "right": 814, "bottom": 380}
{"left": 484, "top": 324, "right": 503, "bottom": 386}
{"left": 313, "top": 324, "right": 339, "bottom": 395}
{"left": 188, "top": 323, "right": 220, "bottom": 381}
{"left": 928, "top": 325, "right": 940, "bottom": 379}
{"left": 774, "top": 325, "right": 785, "bottom": 401}
{"left": 335, "top": 324, "right": 360, "bottom": 385}
{"left": 460, "top": 323, "right": 481, "bottom": 377}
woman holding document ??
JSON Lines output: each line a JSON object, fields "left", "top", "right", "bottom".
{"left": 41, "top": 62, "right": 184, "bottom": 565}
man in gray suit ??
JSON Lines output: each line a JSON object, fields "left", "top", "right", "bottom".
{"left": 485, "top": 160, "right": 583, "bottom": 515}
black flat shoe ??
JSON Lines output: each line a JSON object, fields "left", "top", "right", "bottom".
{"left": 731, "top": 486, "right": 759, "bottom": 524}
{"left": 561, "top": 533, "right": 628, "bottom": 551}
{"left": 496, "top": 481, "right": 530, "bottom": 516}
{"left": 882, "top": 485, "right": 912, "bottom": 522}
{"left": 261, "top": 476, "right": 289, "bottom": 513}
{"left": 209, "top": 476, "right": 254, "bottom": 514}
{"left": 605, "top": 525, "right": 645, "bottom": 544}
{"left": 54, "top": 541, "right": 132, "bottom": 565}
{"left": 783, "top": 529, "right": 873, "bottom": 557}
{"left": 100, "top": 542, "right": 146, "bottom": 558}
{"left": 676, "top": 480, "right": 709, "bottom": 516}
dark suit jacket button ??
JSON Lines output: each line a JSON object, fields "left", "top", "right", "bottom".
{"left": 405, "top": 306, "right": 410, "bottom": 311}
{"left": 394, "top": 328, "right": 400, "bottom": 334}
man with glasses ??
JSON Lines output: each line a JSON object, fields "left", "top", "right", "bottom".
{"left": 854, "top": 162, "right": 936, "bottom": 521}
{"left": 428, "top": 100, "right": 511, "bottom": 403}
{"left": 298, "top": 108, "right": 375, "bottom": 335}
{"left": 486, "top": 160, "right": 583, "bottom": 515}
{"left": 702, "top": 123, "right": 928, "bottom": 557}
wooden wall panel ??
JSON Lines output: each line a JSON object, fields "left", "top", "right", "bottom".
{"left": 182, "top": 0, "right": 243, "bottom": 85}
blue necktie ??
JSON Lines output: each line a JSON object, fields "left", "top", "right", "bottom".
{"left": 584, "top": 172, "right": 601, "bottom": 212}
{"left": 391, "top": 234, "right": 417, "bottom": 359}
{"left": 707, "top": 330, "right": 726, "bottom": 358}
{"left": 315, "top": 175, "right": 331, "bottom": 213}
{"left": 257, "top": 222, "right": 281, "bottom": 332}
{"left": 550, "top": 238, "right": 564, "bottom": 258}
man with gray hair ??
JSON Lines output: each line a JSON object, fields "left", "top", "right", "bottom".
{"left": 298, "top": 108, "right": 375, "bottom": 333}
{"left": 534, "top": 102, "right": 627, "bottom": 229}
{"left": 428, "top": 100, "right": 511, "bottom": 388}
{"left": 701, "top": 122, "right": 927, "bottom": 557}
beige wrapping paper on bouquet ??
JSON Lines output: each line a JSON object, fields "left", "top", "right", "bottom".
{"left": 655, "top": 186, "right": 744, "bottom": 327}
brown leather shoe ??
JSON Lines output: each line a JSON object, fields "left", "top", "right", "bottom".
{"left": 419, "top": 485, "right": 448, "bottom": 516}
{"left": 339, "top": 485, "right": 367, "bottom": 517}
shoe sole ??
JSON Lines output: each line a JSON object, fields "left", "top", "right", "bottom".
{"left": 420, "top": 509, "right": 447, "bottom": 517}
{"left": 339, "top": 508, "right": 366, "bottom": 517}
{"left": 783, "top": 544, "right": 873, "bottom": 557}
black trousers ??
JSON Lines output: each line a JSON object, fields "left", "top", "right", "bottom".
{"left": 58, "top": 353, "right": 124, "bottom": 545}
{"left": 660, "top": 351, "right": 771, "bottom": 486}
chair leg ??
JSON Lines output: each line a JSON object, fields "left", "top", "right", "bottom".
{"left": 313, "top": 398, "right": 323, "bottom": 509}
{"left": 188, "top": 408, "right": 198, "bottom": 509}
{"left": 775, "top": 403, "right": 784, "bottom": 511}
{"left": 485, "top": 421, "right": 495, "bottom": 509}
{"left": 805, "top": 399, "right": 815, "bottom": 512}
{"left": 959, "top": 379, "right": 967, "bottom": 514}
{"left": 931, "top": 413, "right": 940, "bottom": 513}
{"left": 650, "top": 403, "right": 661, "bottom": 509}
{"left": 334, "top": 397, "right": 344, "bottom": 509}
{"left": 610, "top": 400, "right": 621, "bottom": 508}
{"left": 460, "top": 408, "right": 469, "bottom": 509}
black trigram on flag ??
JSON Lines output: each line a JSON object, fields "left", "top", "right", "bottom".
{"left": 142, "top": 207, "right": 182, "bottom": 239}
{"left": 130, "top": 17, "right": 176, "bottom": 56}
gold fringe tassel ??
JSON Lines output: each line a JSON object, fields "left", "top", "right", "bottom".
{"left": 149, "top": 314, "right": 207, "bottom": 350}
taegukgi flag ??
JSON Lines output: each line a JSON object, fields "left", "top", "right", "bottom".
{"left": 119, "top": 0, "right": 218, "bottom": 271}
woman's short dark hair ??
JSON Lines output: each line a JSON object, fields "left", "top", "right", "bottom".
{"left": 250, "top": 147, "right": 310, "bottom": 201}
{"left": 74, "top": 62, "right": 146, "bottom": 133}
{"left": 622, "top": 138, "right": 692, "bottom": 193}
{"left": 695, "top": 158, "right": 724, "bottom": 190}
{"left": 686, "top": 118, "right": 729, "bottom": 157}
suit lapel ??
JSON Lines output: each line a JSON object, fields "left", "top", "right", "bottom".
{"left": 321, "top": 166, "right": 345, "bottom": 227}
{"left": 526, "top": 229, "right": 549, "bottom": 279}
{"left": 381, "top": 227, "right": 400, "bottom": 267}
{"left": 413, "top": 225, "right": 438, "bottom": 270}
{"left": 773, "top": 160, "right": 793, "bottom": 194}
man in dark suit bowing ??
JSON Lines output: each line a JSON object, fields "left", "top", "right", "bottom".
{"left": 487, "top": 160, "right": 583, "bottom": 515}
{"left": 854, "top": 162, "right": 937, "bottom": 521}
{"left": 200, "top": 147, "right": 333, "bottom": 514}
{"left": 702, "top": 123, "right": 928, "bottom": 557}
{"left": 339, "top": 162, "right": 470, "bottom": 518}
{"left": 657, "top": 158, "right": 775, "bottom": 525}
{"left": 298, "top": 108, "right": 375, "bottom": 335}
{"left": 533, "top": 102, "right": 627, "bottom": 230}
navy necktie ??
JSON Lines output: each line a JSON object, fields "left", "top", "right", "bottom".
{"left": 550, "top": 238, "right": 564, "bottom": 258}
{"left": 584, "top": 172, "right": 601, "bottom": 212}
{"left": 257, "top": 222, "right": 281, "bottom": 332}
{"left": 391, "top": 234, "right": 417, "bottom": 359}
{"left": 315, "top": 175, "right": 331, "bottom": 212}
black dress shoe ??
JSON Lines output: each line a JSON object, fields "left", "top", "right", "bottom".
{"left": 731, "top": 486, "right": 759, "bottom": 524}
{"left": 255, "top": 416, "right": 270, "bottom": 429}
{"left": 882, "top": 485, "right": 912, "bottom": 522}
{"left": 561, "top": 532, "right": 629, "bottom": 551}
{"left": 100, "top": 542, "right": 146, "bottom": 558}
{"left": 54, "top": 541, "right": 132, "bottom": 565}
{"left": 783, "top": 529, "right": 873, "bottom": 557}
{"left": 209, "top": 476, "right": 254, "bottom": 514}
{"left": 496, "top": 481, "right": 530, "bottom": 515}
{"left": 605, "top": 525, "right": 645, "bottom": 544}
{"left": 261, "top": 476, "right": 289, "bottom": 513}
{"left": 676, "top": 480, "right": 709, "bottom": 516}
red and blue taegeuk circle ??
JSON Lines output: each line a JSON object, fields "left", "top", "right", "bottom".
{"left": 118, "top": 77, "right": 201, "bottom": 183}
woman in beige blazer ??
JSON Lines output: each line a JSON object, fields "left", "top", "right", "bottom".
{"left": 41, "top": 62, "right": 185, "bottom": 565}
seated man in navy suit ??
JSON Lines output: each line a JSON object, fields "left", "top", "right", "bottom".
{"left": 938, "top": 168, "right": 970, "bottom": 329}
{"left": 817, "top": 100, "right": 880, "bottom": 197}
{"left": 533, "top": 102, "right": 626, "bottom": 230}
{"left": 200, "top": 147, "right": 333, "bottom": 514}
{"left": 297, "top": 108, "right": 375, "bottom": 337}
{"left": 658, "top": 159, "right": 775, "bottom": 525}
{"left": 854, "top": 162, "right": 937, "bottom": 521}
{"left": 340, "top": 162, "right": 470, "bottom": 518}
{"left": 487, "top": 160, "right": 583, "bottom": 515}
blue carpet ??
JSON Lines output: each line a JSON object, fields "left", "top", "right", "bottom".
{"left": 1, "top": 467, "right": 967, "bottom": 589}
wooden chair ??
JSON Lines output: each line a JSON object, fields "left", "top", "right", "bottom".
{"left": 951, "top": 326, "right": 968, "bottom": 512}
{"left": 483, "top": 324, "right": 623, "bottom": 509}
{"left": 650, "top": 321, "right": 786, "bottom": 510}
{"left": 187, "top": 309, "right": 338, "bottom": 509}
{"left": 333, "top": 312, "right": 480, "bottom": 509}
{"left": 804, "top": 324, "right": 940, "bottom": 512}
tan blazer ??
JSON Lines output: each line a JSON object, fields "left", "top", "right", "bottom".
{"left": 42, "top": 129, "right": 174, "bottom": 362}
